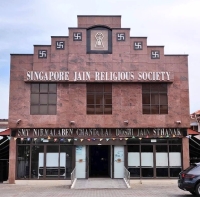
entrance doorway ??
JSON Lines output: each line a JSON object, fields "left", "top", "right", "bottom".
{"left": 89, "top": 145, "right": 110, "bottom": 177}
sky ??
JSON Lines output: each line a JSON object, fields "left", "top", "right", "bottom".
{"left": 0, "top": 0, "right": 200, "bottom": 118}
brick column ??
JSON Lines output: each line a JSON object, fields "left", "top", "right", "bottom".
{"left": 182, "top": 137, "right": 190, "bottom": 169}
{"left": 8, "top": 137, "right": 16, "bottom": 184}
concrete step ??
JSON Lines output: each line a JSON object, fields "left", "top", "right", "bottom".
{"left": 72, "top": 178, "right": 128, "bottom": 189}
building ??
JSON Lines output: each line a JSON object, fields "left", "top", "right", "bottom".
{"left": 8, "top": 15, "right": 190, "bottom": 184}
{"left": 0, "top": 119, "right": 8, "bottom": 130}
{"left": 188, "top": 110, "right": 200, "bottom": 164}
{"left": 190, "top": 110, "right": 200, "bottom": 132}
{"left": 0, "top": 119, "right": 9, "bottom": 182}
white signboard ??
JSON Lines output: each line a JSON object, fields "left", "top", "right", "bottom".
{"left": 169, "top": 152, "right": 181, "bottom": 166}
{"left": 128, "top": 153, "right": 140, "bottom": 167}
{"left": 114, "top": 146, "right": 124, "bottom": 178}
{"left": 156, "top": 153, "right": 168, "bottom": 166}
{"left": 76, "top": 146, "right": 83, "bottom": 155}
{"left": 76, "top": 146, "right": 86, "bottom": 178}
{"left": 39, "top": 152, "right": 66, "bottom": 167}
{"left": 25, "top": 71, "right": 172, "bottom": 82}
{"left": 141, "top": 153, "right": 153, "bottom": 167}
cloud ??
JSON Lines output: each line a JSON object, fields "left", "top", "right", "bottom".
{"left": 0, "top": 0, "right": 200, "bottom": 117}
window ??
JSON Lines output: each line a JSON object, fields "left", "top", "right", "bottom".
{"left": 17, "top": 139, "right": 73, "bottom": 180}
{"left": 142, "top": 84, "right": 168, "bottom": 114}
{"left": 87, "top": 84, "right": 112, "bottom": 114}
{"left": 30, "top": 83, "right": 57, "bottom": 115}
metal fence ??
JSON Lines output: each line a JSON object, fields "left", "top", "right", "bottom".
{"left": 124, "top": 166, "right": 130, "bottom": 187}
{"left": 71, "top": 166, "right": 76, "bottom": 187}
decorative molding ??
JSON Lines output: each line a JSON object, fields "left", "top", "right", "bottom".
{"left": 14, "top": 128, "right": 184, "bottom": 138}
{"left": 95, "top": 32, "right": 104, "bottom": 48}
{"left": 56, "top": 41, "right": 65, "bottom": 50}
{"left": 51, "top": 36, "right": 68, "bottom": 38}
{"left": 77, "top": 15, "right": 121, "bottom": 17}
{"left": 87, "top": 27, "right": 112, "bottom": 54}
{"left": 117, "top": 33, "right": 125, "bottom": 41}
{"left": 134, "top": 42, "right": 143, "bottom": 50}
{"left": 10, "top": 54, "right": 33, "bottom": 56}
{"left": 151, "top": 50, "right": 160, "bottom": 59}
{"left": 34, "top": 45, "right": 51, "bottom": 47}
{"left": 38, "top": 50, "right": 47, "bottom": 58}
{"left": 73, "top": 32, "right": 82, "bottom": 41}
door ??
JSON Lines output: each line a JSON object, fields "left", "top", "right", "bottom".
{"left": 89, "top": 145, "right": 110, "bottom": 177}
{"left": 76, "top": 146, "right": 86, "bottom": 178}
{"left": 110, "top": 145, "right": 113, "bottom": 178}
{"left": 114, "top": 146, "right": 124, "bottom": 178}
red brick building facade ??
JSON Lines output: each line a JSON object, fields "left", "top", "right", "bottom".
{"left": 8, "top": 15, "right": 190, "bottom": 183}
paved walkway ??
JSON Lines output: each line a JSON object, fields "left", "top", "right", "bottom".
{"left": 0, "top": 179, "right": 191, "bottom": 197}
{"left": 73, "top": 178, "right": 127, "bottom": 189}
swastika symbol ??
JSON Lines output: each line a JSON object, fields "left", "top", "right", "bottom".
{"left": 151, "top": 51, "right": 160, "bottom": 59}
{"left": 56, "top": 41, "right": 64, "bottom": 49}
{"left": 38, "top": 50, "right": 47, "bottom": 58}
{"left": 134, "top": 42, "right": 143, "bottom": 50}
{"left": 117, "top": 33, "right": 125, "bottom": 41}
{"left": 73, "top": 32, "right": 82, "bottom": 41}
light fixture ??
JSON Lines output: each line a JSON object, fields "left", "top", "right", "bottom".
{"left": 124, "top": 120, "right": 128, "bottom": 125}
{"left": 16, "top": 119, "right": 21, "bottom": 125}
{"left": 175, "top": 120, "right": 181, "bottom": 124}
{"left": 186, "top": 135, "right": 191, "bottom": 139}
{"left": 70, "top": 121, "right": 75, "bottom": 125}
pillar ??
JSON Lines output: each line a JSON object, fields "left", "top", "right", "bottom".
{"left": 8, "top": 137, "right": 16, "bottom": 184}
{"left": 182, "top": 137, "right": 190, "bottom": 169}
